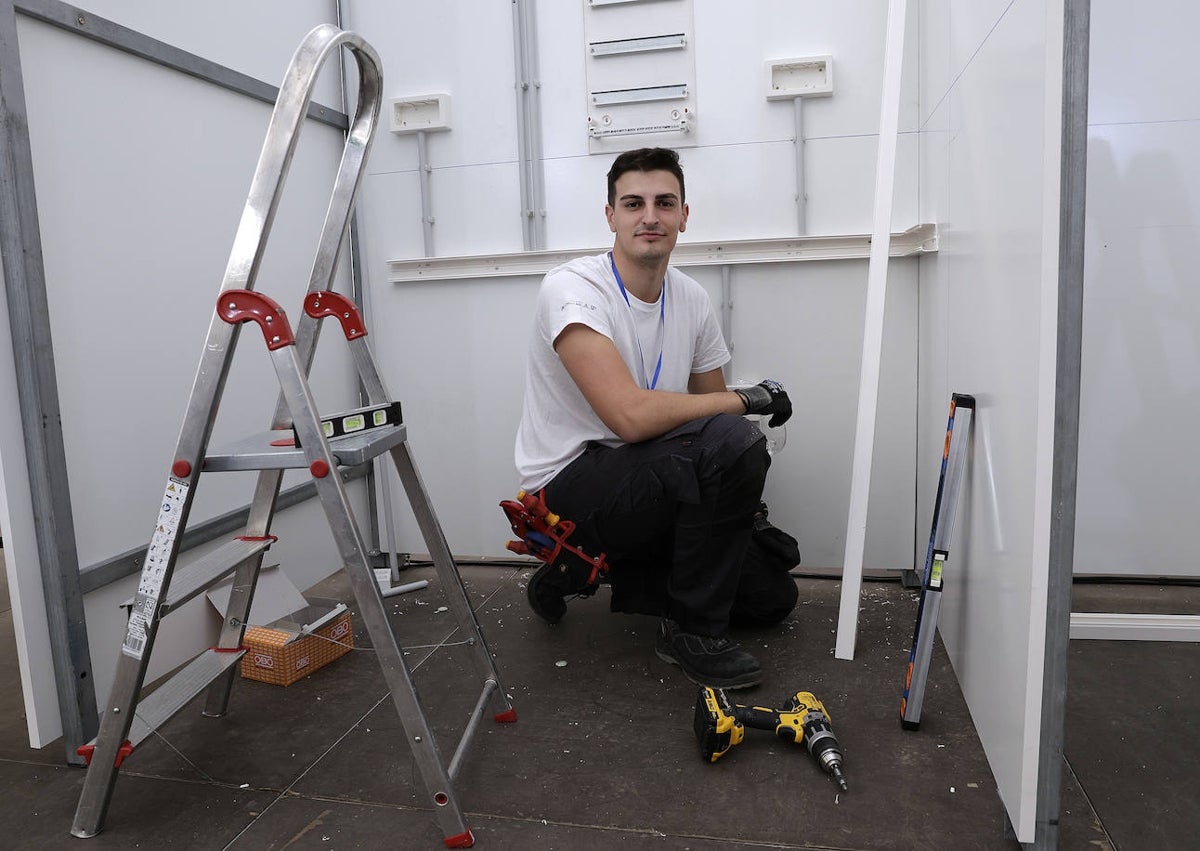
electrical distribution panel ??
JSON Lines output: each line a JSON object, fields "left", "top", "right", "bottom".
{"left": 583, "top": 0, "right": 698, "bottom": 154}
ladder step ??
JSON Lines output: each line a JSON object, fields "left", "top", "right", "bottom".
{"left": 121, "top": 536, "right": 275, "bottom": 615}
{"left": 126, "top": 648, "right": 247, "bottom": 748}
{"left": 203, "top": 424, "right": 408, "bottom": 472}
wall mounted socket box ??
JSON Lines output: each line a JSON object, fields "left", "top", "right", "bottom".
{"left": 389, "top": 93, "right": 451, "bottom": 134}
{"left": 765, "top": 56, "right": 834, "bottom": 100}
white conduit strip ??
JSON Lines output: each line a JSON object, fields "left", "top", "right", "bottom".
{"left": 835, "top": 0, "right": 908, "bottom": 661}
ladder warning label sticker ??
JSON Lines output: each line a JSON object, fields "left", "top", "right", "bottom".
{"left": 122, "top": 477, "right": 190, "bottom": 659}
{"left": 122, "top": 613, "right": 149, "bottom": 659}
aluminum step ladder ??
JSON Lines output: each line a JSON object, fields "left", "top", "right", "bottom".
{"left": 70, "top": 25, "right": 513, "bottom": 849}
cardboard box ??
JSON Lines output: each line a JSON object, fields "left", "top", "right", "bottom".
{"left": 241, "top": 600, "right": 354, "bottom": 686}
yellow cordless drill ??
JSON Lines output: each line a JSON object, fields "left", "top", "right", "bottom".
{"left": 693, "top": 687, "right": 849, "bottom": 791}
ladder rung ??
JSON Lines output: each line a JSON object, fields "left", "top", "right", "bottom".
{"left": 448, "top": 678, "right": 499, "bottom": 781}
{"left": 203, "top": 424, "right": 408, "bottom": 471}
{"left": 121, "top": 536, "right": 275, "bottom": 615}
{"left": 126, "top": 648, "right": 247, "bottom": 748}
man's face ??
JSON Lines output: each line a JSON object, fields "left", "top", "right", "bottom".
{"left": 605, "top": 169, "right": 688, "bottom": 268}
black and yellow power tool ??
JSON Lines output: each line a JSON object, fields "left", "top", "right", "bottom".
{"left": 693, "top": 686, "right": 849, "bottom": 791}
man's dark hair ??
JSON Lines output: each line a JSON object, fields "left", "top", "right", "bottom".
{"left": 606, "top": 147, "right": 685, "bottom": 206}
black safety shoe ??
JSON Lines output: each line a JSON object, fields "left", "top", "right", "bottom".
{"left": 526, "top": 561, "right": 599, "bottom": 624}
{"left": 655, "top": 619, "right": 762, "bottom": 689}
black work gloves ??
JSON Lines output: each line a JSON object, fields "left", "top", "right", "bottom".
{"left": 734, "top": 379, "right": 793, "bottom": 428}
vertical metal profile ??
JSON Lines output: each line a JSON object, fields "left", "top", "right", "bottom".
{"left": 720, "top": 265, "right": 734, "bottom": 380}
{"left": 417, "top": 130, "right": 435, "bottom": 256}
{"left": 793, "top": 96, "right": 806, "bottom": 234}
{"left": 1036, "top": 0, "right": 1090, "bottom": 847}
{"left": 336, "top": 0, "right": 389, "bottom": 571}
{"left": 512, "top": 0, "right": 546, "bottom": 250}
{"left": 0, "top": 0, "right": 98, "bottom": 764}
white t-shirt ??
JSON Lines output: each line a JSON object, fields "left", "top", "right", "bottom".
{"left": 514, "top": 252, "right": 730, "bottom": 491}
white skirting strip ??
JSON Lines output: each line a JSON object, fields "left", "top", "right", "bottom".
{"left": 1070, "top": 612, "right": 1200, "bottom": 642}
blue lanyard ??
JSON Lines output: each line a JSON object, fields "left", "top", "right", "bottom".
{"left": 609, "top": 252, "right": 665, "bottom": 390}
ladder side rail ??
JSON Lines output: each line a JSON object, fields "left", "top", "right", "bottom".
{"left": 72, "top": 304, "right": 249, "bottom": 837}
{"left": 304, "top": 291, "right": 514, "bottom": 719}
{"left": 221, "top": 24, "right": 369, "bottom": 295}
{"left": 204, "top": 30, "right": 382, "bottom": 714}
{"left": 389, "top": 440, "right": 514, "bottom": 718}
{"left": 70, "top": 582, "right": 167, "bottom": 835}
{"left": 304, "top": 34, "right": 381, "bottom": 310}
{"left": 305, "top": 290, "right": 388, "bottom": 402}
{"left": 266, "top": 29, "right": 381, "bottom": 418}
{"left": 233, "top": 298, "right": 472, "bottom": 843}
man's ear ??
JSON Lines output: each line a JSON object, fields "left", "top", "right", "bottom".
{"left": 605, "top": 204, "right": 616, "bottom": 232}
{"left": 679, "top": 202, "right": 689, "bottom": 233}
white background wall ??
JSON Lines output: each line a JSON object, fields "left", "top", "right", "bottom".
{"left": 344, "top": 0, "right": 924, "bottom": 569}
{"left": 0, "top": 0, "right": 371, "bottom": 744}
{"left": 1074, "top": 0, "right": 1200, "bottom": 577}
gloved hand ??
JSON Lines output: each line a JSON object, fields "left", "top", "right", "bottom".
{"left": 734, "top": 379, "right": 793, "bottom": 428}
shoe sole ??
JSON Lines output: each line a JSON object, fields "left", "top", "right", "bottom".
{"left": 655, "top": 647, "right": 762, "bottom": 690}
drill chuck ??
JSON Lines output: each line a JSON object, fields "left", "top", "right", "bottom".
{"left": 801, "top": 705, "right": 849, "bottom": 792}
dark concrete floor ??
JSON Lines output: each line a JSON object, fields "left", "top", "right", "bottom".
{"left": 0, "top": 548, "right": 1194, "bottom": 849}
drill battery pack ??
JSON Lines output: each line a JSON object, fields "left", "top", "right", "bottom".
{"left": 694, "top": 686, "right": 745, "bottom": 763}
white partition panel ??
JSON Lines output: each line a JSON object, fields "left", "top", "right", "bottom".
{"left": 368, "top": 258, "right": 917, "bottom": 569}
{"left": 918, "top": 0, "right": 1069, "bottom": 842}
{"left": 1074, "top": 0, "right": 1200, "bottom": 577}
{"left": 0, "top": 4, "right": 363, "bottom": 745}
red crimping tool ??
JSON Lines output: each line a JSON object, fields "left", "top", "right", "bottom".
{"left": 499, "top": 489, "right": 608, "bottom": 585}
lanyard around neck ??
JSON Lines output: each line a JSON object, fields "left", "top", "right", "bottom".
{"left": 609, "top": 251, "right": 665, "bottom": 390}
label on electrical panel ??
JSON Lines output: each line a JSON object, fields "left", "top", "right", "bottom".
{"left": 929, "top": 551, "right": 947, "bottom": 589}
{"left": 121, "top": 476, "right": 190, "bottom": 659}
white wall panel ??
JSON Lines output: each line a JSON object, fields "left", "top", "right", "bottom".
{"left": 367, "top": 275, "right": 539, "bottom": 560}
{"left": 535, "top": 2, "right": 589, "bottom": 160}
{"left": 370, "top": 258, "right": 917, "bottom": 569}
{"left": 69, "top": 0, "right": 341, "bottom": 106}
{"left": 691, "top": 0, "right": 921, "bottom": 139}
{"left": 1073, "top": 0, "right": 1200, "bottom": 576}
{"left": 729, "top": 261, "right": 918, "bottom": 571}
{"left": 916, "top": 0, "right": 1060, "bottom": 841}
{"left": 3, "top": 9, "right": 363, "bottom": 743}
{"left": 340, "top": 1, "right": 520, "bottom": 174}
{"left": 350, "top": 0, "right": 923, "bottom": 269}
{"left": 1087, "top": 1, "right": 1200, "bottom": 126}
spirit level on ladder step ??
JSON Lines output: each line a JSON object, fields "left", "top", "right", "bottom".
{"left": 70, "top": 25, "right": 512, "bottom": 849}
{"left": 900, "top": 393, "right": 974, "bottom": 731}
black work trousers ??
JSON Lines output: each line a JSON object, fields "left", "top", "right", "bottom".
{"left": 543, "top": 413, "right": 770, "bottom": 637}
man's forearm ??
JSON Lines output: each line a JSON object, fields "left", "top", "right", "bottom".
{"left": 611, "top": 388, "right": 746, "bottom": 444}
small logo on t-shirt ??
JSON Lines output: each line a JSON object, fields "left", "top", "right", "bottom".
{"left": 561, "top": 300, "right": 597, "bottom": 312}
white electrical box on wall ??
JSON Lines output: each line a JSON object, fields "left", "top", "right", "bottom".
{"left": 388, "top": 93, "right": 452, "bottom": 134}
{"left": 583, "top": 0, "right": 697, "bottom": 154}
{"left": 765, "top": 56, "right": 834, "bottom": 100}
